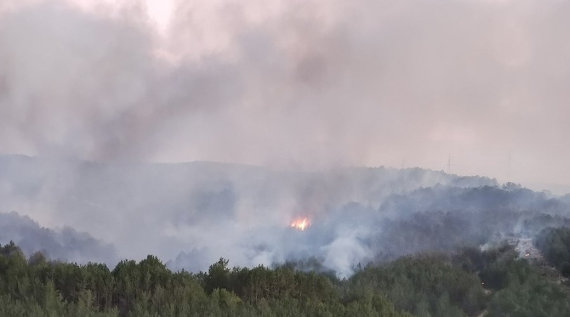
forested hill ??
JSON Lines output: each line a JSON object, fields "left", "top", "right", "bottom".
{"left": 0, "top": 155, "right": 496, "bottom": 274}
{"left": 1, "top": 156, "right": 570, "bottom": 315}
{"left": 0, "top": 211, "right": 116, "bottom": 266}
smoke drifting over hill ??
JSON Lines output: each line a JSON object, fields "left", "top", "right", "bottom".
{"left": 0, "top": 210, "right": 116, "bottom": 265}
{"left": 1, "top": 155, "right": 570, "bottom": 277}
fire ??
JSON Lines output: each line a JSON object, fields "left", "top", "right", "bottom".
{"left": 290, "top": 217, "right": 311, "bottom": 231}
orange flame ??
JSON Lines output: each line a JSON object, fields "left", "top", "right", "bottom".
{"left": 290, "top": 217, "right": 311, "bottom": 231}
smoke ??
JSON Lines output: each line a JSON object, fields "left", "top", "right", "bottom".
{"left": 5, "top": 154, "right": 570, "bottom": 277}
{"left": 0, "top": 0, "right": 569, "bottom": 188}
{"left": 0, "top": 210, "right": 116, "bottom": 265}
{"left": 1, "top": 0, "right": 570, "bottom": 276}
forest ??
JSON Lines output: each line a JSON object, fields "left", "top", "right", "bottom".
{"left": 1, "top": 232, "right": 570, "bottom": 317}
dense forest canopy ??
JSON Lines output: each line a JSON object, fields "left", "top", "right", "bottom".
{"left": 1, "top": 239, "right": 569, "bottom": 317}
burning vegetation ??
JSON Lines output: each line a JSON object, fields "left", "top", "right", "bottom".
{"left": 290, "top": 217, "right": 311, "bottom": 231}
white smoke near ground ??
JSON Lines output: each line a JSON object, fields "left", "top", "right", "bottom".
{"left": 3, "top": 155, "right": 570, "bottom": 277}
{"left": 0, "top": 155, "right": 491, "bottom": 271}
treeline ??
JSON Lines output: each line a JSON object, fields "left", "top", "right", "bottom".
{"left": 1, "top": 241, "right": 569, "bottom": 316}
{"left": 536, "top": 227, "right": 570, "bottom": 277}
{"left": 352, "top": 244, "right": 570, "bottom": 317}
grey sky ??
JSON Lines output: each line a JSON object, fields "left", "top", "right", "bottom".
{"left": 1, "top": 0, "right": 569, "bottom": 192}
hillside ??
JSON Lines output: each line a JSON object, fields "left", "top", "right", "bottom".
{"left": 1, "top": 155, "right": 570, "bottom": 278}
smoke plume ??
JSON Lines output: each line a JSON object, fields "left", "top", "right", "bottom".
{"left": 0, "top": 0, "right": 569, "bottom": 188}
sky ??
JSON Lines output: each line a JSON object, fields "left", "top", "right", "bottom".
{"left": 0, "top": 0, "right": 570, "bottom": 193}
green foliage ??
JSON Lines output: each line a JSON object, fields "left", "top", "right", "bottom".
{"left": 350, "top": 253, "right": 486, "bottom": 316}
{"left": 486, "top": 260, "right": 570, "bottom": 317}
{"left": 205, "top": 258, "right": 231, "bottom": 293}
{"left": 0, "top": 241, "right": 568, "bottom": 316}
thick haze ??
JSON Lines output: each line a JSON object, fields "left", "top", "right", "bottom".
{"left": 0, "top": 0, "right": 569, "bottom": 192}
{"left": 1, "top": 155, "right": 569, "bottom": 277}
